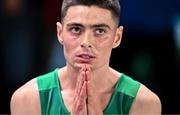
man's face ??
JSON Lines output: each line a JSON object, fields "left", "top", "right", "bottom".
{"left": 59, "top": 5, "right": 122, "bottom": 70}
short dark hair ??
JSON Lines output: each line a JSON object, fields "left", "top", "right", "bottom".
{"left": 61, "top": 0, "right": 121, "bottom": 25}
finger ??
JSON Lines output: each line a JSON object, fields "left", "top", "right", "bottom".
{"left": 79, "top": 70, "right": 86, "bottom": 92}
{"left": 85, "top": 68, "right": 91, "bottom": 82}
{"left": 77, "top": 81, "right": 87, "bottom": 111}
{"left": 79, "top": 65, "right": 85, "bottom": 73}
{"left": 77, "top": 70, "right": 86, "bottom": 94}
{"left": 73, "top": 66, "right": 87, "bottom": 112}
{"left": 85, "top": 67, "right": 94, "bottom": 97}
{"left": 80, "top": 81, "right": 87, "bottom": 101}
{"left": 87, "top": 79, "right": 97, "bottom": 98}
{"left": 80, "top": 64, "right": 86, "bottom": 72}
{"left": 77, "top": 70, "right": 87, "bottom": 101}
{"left": 72, "top": 84, "right": 85, "bottom": 113}
{"left": 87, "top": 80, "right": 93, "bottom": 97}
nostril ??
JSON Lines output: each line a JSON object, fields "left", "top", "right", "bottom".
{"left": 80, "top": 43, "right": 92, "bottom": 48}
{"left": 88, "top": 45, "right": 92, "bottom": 48}
{"left": 80, "top": 44, "right": 84, "bottom": 47}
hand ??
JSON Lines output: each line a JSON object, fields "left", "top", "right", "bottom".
{"left": 71, "top": 67, "right": 87, "bottom": 115}
{"left": 85, "top": 65, "right": 103, "bottom": 114}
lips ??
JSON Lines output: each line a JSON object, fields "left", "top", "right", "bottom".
{"left": 76, "top": 53, "right": 96, "bottom": 63}
{"left": 77, "top": 53, "right": 95, "bottom": 58}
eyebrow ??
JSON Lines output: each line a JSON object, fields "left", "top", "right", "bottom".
{"left": 66, "top": 22, "right": 111, "bottom": 29}
{"left": 66, "top": 23, "right": 84, "bottom": 28}
{"left": 90, "top": 24, "right": 111, "bottom": 29}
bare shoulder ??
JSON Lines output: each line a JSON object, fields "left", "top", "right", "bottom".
{"left": 129, "top": 84, "right": 161, "bottom": 115}
{"left": 10, "top": 78, "right": 41, "bottom": 114}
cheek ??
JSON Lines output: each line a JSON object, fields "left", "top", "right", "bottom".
{"left": 64, "top": 42, "right": 72, "bottom": 53}
{"left": 97, "top": 39, "right": 114, "bottom": 50}
{"left": 97, "top": 38, "right": 114, "bottom": 57}
{"left": 97, "top": 42, "right": 113, "bottom": 58}
{"left": 63, "top": 42, "right": 75, "bottom": 63}
{"left": 63, "top": 37, "right": 79, "bottom": 57}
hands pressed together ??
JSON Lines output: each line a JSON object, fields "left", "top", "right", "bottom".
{"left": 71, "top": 65, "right": 103, "bottom": 115}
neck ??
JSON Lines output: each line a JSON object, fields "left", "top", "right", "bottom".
{"left": 91, "top": 66, "right": 119, "bottom": 92}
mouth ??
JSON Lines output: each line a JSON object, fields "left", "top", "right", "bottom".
{"left": 76, "top": 53, "right": 96, "bottom": 62}
{"left": 78, "top": 55, "right": 95, "bottom": 58}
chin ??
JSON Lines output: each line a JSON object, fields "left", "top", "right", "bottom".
{"left": 74, "top": 63, "right": 93, "bottom": 69}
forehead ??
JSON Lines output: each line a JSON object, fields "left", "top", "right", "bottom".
{"left": 63, "top": 5, "right": 116, "bottom": 27}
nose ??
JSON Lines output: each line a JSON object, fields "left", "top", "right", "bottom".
{"left": 80, "top": 33, "right": 92, "bottom": 48}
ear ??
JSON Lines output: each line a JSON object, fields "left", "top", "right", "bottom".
{"left": 112, "top": 26, "right": 123, "bottom": 48}
{"left": 56, "top": 22, "right": 64, "bottom": 45}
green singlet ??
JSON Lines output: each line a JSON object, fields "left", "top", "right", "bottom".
{"left": 37, "top": 68, "right": 140, "bottom": 115}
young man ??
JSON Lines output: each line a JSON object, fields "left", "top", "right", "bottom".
{"left": 11, "top": 0, "right": 161, "bottom": 114}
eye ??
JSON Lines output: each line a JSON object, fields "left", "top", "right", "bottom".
{"left": 95, "top": 28, "right": 106, "bottom": 35}
{"left": 70, "top": 27, "right": 81, "bottom": 34}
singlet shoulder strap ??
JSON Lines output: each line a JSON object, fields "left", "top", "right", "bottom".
{"left": 36, "top": 69, "right": 61, "bottom": 114}
{"left": 37, "top": 69, "right": 59, "bottom": 90}
{"left": 104, "top": 73, "right": 141, "bottom": 114}
{"left": 115, "top": 73, "right": 141, "bottom": 97}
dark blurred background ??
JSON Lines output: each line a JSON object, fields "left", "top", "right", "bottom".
{"left": 0, "top": 0, "right": 180, "bottom": 114}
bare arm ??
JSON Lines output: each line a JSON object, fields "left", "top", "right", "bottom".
{"left": 129, "top": 84, "right": 161, "bottom": 115}
{"left": 10, "top": 78, "right": 41, "bottom": 114}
